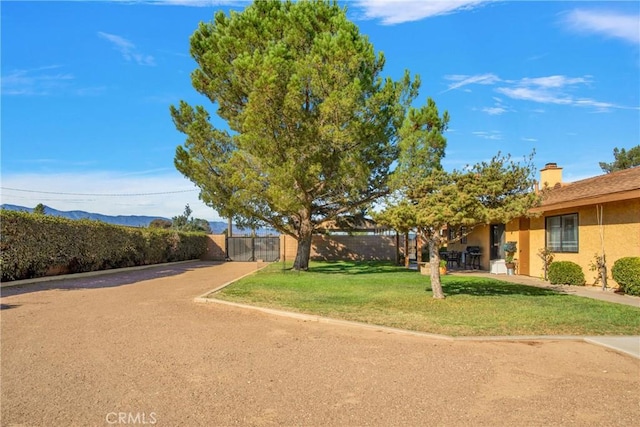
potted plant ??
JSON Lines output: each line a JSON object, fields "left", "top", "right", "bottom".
{"left": 423, "top": 259, "right": 448, "bottom": 275}
{"left": 439, "top": 259, "right": 447, "bottom": 275}
{"left": 503, "top": 241, "right": 517, "bottom": 275}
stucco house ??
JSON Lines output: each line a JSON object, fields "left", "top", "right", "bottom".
{"left": 447, "top": 163, "right": 640, "bottom": 287}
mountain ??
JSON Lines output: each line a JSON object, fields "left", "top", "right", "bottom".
{"left": 0, "top": 204, "right": 252, "bottom": 234}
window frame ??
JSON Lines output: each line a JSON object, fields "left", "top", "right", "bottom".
{"left": 545, "top": 213, "right": 579, "bottom": 253}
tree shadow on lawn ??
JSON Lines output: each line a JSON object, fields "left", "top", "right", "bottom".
{"left": 300, "top": 263, "right": 564, "bottom": 297}
{"left": 440, "top": 278, "right": 563, "bottom": 297}
{"left": 308, "top": 261, "right": 411, "bottom": 275}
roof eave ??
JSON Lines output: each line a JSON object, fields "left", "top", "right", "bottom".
{"left": 529, "top": 188, "right": 640, "bottom": 214}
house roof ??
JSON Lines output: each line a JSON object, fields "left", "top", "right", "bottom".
{"left": 530, "top": 166, "right": 640, "bottom": 213}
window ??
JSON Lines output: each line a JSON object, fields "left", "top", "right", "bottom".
{"left": 546, "top": 213, "right": 578, "bottom": 253}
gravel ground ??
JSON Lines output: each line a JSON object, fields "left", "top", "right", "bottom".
{"left": 1, "top": 261, "right": 639, "bottom": 426}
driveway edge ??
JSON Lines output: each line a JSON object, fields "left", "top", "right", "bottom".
{"left": 196, "top": 297, "right": 640, "bottom": 359}
{"left": 1, "top": 260, "right": 200, "bottom": 288}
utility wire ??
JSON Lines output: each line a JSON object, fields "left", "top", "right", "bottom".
{"left": 0, "top": 187, "right": 198, "bottom": 197}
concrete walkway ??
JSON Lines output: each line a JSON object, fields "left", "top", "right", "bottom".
{"left": 450, "top": 269, "right": 640, "bottom": 307}
{"left": 449, "top": 270, "right": 640, "bottom": 359}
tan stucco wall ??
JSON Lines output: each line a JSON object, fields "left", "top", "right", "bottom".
{"left": 201, "top": 234, "right": 226, "bottom": 261}
{"left": 528, "top": 199, "right": 640, "bottom": 286}
{"left": 280, "top": 235, "right": 299, "bottom": 262}
{"left": 280, "top": 234, "right": 399, "bottom": 262}
{"left": 312, "top": 235, "right": 398, "bottom": 261}
{"left": 447, "top": 224, "right": 492, "bottom": 269}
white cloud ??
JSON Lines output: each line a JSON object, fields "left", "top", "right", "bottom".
{"left": 496, "top": 76, "right": 623, "bottom": 112}
{"left": 472, "top": 130, "right": 502, "bottom": 140}
{"left": 481, "top": 106, "right": 507, "bottom": 115}
{"left": 1, "top": 66, "right": 74, "bottom": 96}
{"left": 1, "top": 66, "right": 105, "bottom": 97}
{"left": 150, "top": 0, "right": 240, "bottom": 5}
{"left": 496, "top": 86, "right": 573, "bottom": 105}
{"left": 0, "top": 171, "right": 221, "bottom": 220}
{"left": 98, "top": 32, "right": 156, "bottom": 66}
{"left": 353, "top": 0, "right": 495, "bottom": 25}
{"left": 478, "top": 96, "right": 512, "bottom": 115}
{"left": 444, "top": 72, "right": 630, "bottom": 112}
{"left": 563, "top": 9, "right": 640, "bottom": 45}
{"left": 443, "top": 73, "right": 501, "bottom": 92}
{"left": 519, "top": 75, "right": 591, "bottom": 89}
{"left": 64, "top": 0, "right": 239, "bottom": 6}
{"left": 526, "top": 53, "right": 548, "bottom": 62}
{"left": 522, "top": 137, "right": 538, "bottom": 142}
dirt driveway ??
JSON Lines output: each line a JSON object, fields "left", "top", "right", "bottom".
{"left": 1, "top": 261, "right": 638, "bottom": 426}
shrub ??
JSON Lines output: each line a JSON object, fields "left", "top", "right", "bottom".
{"left": 611, "top": 257, "right": 640, "bottom": 296}
{"left": 548, "top": 261, "right": 585, "bottom": 286}
{"left": 0, "top": 210, "right": 208, "bottom": 281}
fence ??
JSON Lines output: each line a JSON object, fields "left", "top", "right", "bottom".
{"left": 201, "top": 235, "right": 280, "bottom": 262}
{"left": 280, "top": 234, "right": 401, "bottom": 262}
{"left": 203, "top": 234, "right": 405, "bottom": 263}
{"left": 226, "top": 236, "right": 280, "bottom": 262}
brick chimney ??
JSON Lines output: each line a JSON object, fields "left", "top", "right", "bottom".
{"left": 540, "top": 162, "right": 563, "bottom": 188}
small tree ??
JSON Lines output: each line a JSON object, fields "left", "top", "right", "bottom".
{"left": 379, "top": 126, "right": 539, "bottom": 298}
{"left": 149, "top": 218, "right": 172, "bottom": 229}
{"left": 171, "top": 204, "right": 212, "bottom": 233}
{"left": 599, "top": 145, "right": 640, "bottom": 173}
{"left": 33, "top": 203, "right": 46, "bottom": 215}
{"left": 171, "top": 204, "right": 192, "bottom": 230}
{"left": 427, "top": 156, "right": 538, "bottom": 298}
{"left": 537, "top": 247, "right": 554, "bottom": 281}
{"left": 373, "top": 200, "right": 417, "bottom": 267}
{"left": 589, "top": 253, "right": 608, "bottom": 290}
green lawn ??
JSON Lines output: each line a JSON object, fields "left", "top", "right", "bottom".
{"left": 211, "top": 261, "right": 640, "bottom": 337}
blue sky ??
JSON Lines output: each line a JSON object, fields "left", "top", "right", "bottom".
{"left": 2, "top": 0, "right": 639, "bottom": 220}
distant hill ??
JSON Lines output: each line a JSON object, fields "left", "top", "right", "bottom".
{"left": 1, "top": 204, "right": 168, "bottom": 227}
{"left": 0, "top": 204, "right": 258, "bottom": 235}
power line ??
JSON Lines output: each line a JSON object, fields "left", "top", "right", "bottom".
{"left": 0, "top": 187, "right": 198, "bottom": 197}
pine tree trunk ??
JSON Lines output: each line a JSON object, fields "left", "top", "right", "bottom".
{"left": 404, "top": 232, "right": 410, "bottom": 268}
{"left": 293, "top": 217, "right": 313, "bottom": 271}
{"left": 428, "top": 237, "right": 445, "bottom": 299}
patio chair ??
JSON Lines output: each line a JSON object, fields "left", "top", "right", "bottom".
{"left": 447, "top": 251, "right": 461, "bottom": 268}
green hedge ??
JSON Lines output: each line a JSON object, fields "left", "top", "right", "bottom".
{"left": 611, "top": 257, "right": 640, "bottom": 296}
{"left": 548, "top": 261, "right": 586, "bottom": 286}
{"left": 0, "top": 210, "right": 208, "bottom": 282}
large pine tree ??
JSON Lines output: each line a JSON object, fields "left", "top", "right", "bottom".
{"left": 171, "top": 0, "right": 422, "bottom": 270}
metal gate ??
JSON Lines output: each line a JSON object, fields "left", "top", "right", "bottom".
{"left": 407, "top": 236, "right": 418, "bottom": 261}
{"left": 226, "top": 237, "right": 280, "bottom": 262}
